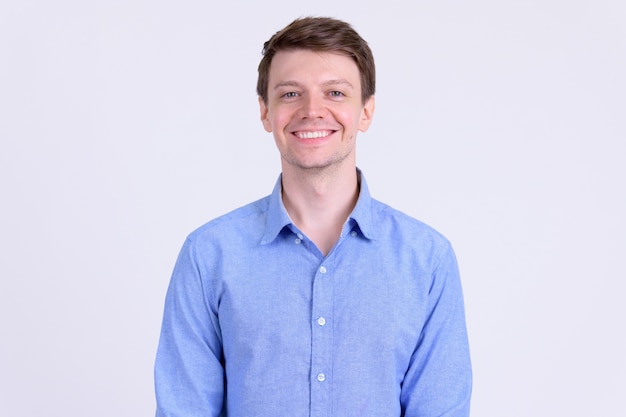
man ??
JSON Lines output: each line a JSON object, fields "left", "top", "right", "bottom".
{"left": 155, "top": 16, "right": 472, "bottom": 417}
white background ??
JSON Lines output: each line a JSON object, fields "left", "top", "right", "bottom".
{"left": 1, "top": 1, "right": 624, "bottom": 416}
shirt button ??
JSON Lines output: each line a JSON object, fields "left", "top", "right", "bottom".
{"left": 317, "top": 317, "right": 326, "bottom": 326}
{"left": 295, "top": 238, "right": 301, "bottom": 244}
{"left": 317, "top": 373, "right": 326, "bottom": 382}
{"left": 319, "top": 266, "right": 327, "bottom": 274}
{"left": 297, "top": 233, "right": 303, "bottom": 240}
{"left": 350, "top": 230, "right": 357, "bottom": 237}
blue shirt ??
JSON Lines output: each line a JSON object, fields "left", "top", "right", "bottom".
{"left": 155, "top": 171, "right": 472, "bottom": 417}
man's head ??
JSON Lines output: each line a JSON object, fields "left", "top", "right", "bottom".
{"left": 257, "top": 17, "right": 376, "bottom": 105}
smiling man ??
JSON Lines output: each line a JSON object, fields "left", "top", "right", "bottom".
{"left": 155, "top": 17, "right": 472, "bottom": 417}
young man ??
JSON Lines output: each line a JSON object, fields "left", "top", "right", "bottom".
{"left": 155, "top": 17, "right": 472, "bottom": 417}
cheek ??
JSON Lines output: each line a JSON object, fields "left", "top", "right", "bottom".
{"left": 271, "top": 109, "right": 294, "bottom": 129}
{"left": 338, "top": 107, "right": 363, "bottom": 128}
{"left": 263, "top": 111, "right": 284, "bottom": 133}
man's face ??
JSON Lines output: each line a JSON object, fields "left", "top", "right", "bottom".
{"left": 259, "top": 49, "right": 374, "bottom": 172}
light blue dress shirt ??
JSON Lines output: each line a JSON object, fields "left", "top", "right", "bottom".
{"left": 155, "top": 171, "right": 472, "bottom": 416}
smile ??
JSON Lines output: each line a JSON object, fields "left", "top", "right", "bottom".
{"left": 294, "top": 130, "right": 333, "bottom": 139}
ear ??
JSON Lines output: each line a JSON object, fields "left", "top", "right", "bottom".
{"left": 258, "top": 96, "right": 273, "bottom": 133}
{"left": 358, "top": 96, "right": 375, "bottom": 132}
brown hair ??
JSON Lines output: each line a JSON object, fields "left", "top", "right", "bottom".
{"left": 257, "top": 17, "right": 376, "bottom": 104}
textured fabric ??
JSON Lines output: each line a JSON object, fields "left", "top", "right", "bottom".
{"left": 155, "top": 171, "right": 472, "bottom": 417}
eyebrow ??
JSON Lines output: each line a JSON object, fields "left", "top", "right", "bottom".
{"left": 273, "top": 79, "right": 355, "bottom": 90}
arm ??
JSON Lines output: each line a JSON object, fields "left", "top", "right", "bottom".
{"left": 400, "top": 244, "right": 472, "bottom": 416}
{"left": 155, "top": 238, "right": 225, "bottom": 417}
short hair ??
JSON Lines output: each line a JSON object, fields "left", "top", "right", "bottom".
{"left": 257, "top": 17, "right": 376, "bottom": 104}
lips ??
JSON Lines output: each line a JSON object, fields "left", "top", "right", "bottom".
{"left": 293, "top": 130, "right": 334, "bottom": 139}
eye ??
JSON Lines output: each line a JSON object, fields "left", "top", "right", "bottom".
{"left": 282, "top": 91, "right": 299, "bottom": 98}
{"left": 329, "top": 90, "right": 345, "bottom": 97}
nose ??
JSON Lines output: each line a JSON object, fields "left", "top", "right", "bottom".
{"left": 300, "top": 94, "right": 326, "bottom": 119}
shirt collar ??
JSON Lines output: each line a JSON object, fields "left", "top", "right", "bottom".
{"left": 260, "top": 168, "right": 377, "bottom": 245}
{"left": 260, "top": 175, "right": 292, "bottom": 245}
{"left": 349, "top": 169, "right": 376, "bottom": 240}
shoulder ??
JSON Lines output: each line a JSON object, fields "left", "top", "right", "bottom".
{"left": 185, "top": 195, "right": 271, "bottom": 246}
{"left": 369, "top": 198, "right": 454, "bottom": 260}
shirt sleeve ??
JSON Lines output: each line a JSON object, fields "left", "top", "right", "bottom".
{"left": 400, "top": 243, "right": 473, "bottom": 416}
{"left": 154, "top": 237, "right": 225, "bottom": 417}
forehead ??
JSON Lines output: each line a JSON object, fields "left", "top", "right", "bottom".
{"left": 268, "top": 49, "right": 361, "bottom": 87}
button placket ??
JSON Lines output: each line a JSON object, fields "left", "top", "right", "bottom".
{"left": 310, "top": 260, "right": 333, "bottom": 415}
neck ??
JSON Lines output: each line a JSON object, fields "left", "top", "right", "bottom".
{"left": 281, "top": 164, "right": 359, "bottom": 256}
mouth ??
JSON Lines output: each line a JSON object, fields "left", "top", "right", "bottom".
{"left": 292, "top": 130, "right": 335, "bottom": 139}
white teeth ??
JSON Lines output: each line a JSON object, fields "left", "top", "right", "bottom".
{"left": 297, "top": 131, "right": 331, "bottom": 139}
